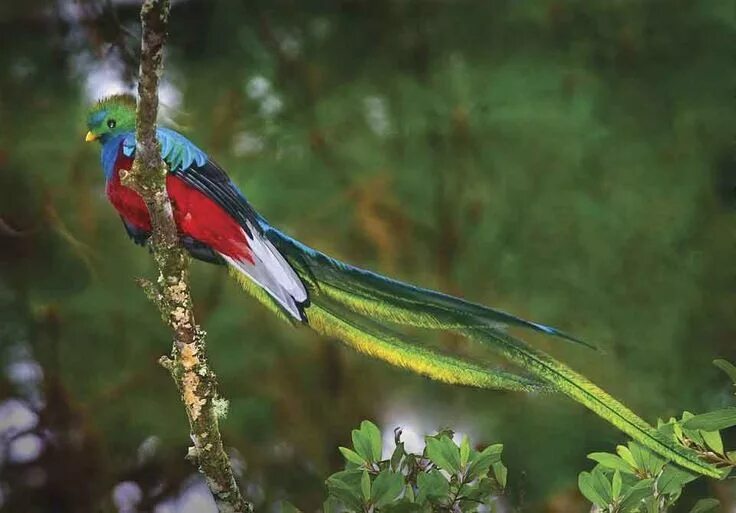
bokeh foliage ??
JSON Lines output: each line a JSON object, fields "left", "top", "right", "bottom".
{"left": 0, "top": 0, "right": 734, "bottom": 511}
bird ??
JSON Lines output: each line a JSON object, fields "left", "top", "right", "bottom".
{"left": 85, "top": 94, "right": 717, "bottom": 477}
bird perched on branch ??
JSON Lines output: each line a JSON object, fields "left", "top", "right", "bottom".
{"left": 85, "top": 94, "right": 718, "bottom": 477}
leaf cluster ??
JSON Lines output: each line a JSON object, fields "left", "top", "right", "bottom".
{"left": 324, "top": 421, "right": 507, "bottom": 512}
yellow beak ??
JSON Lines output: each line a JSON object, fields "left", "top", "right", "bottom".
{"left": 85, "top": 131, "right": 98, "bottom": 142}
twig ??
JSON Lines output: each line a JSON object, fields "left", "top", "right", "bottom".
{"left": 120, "top": 0, "right": 252, "bottom": 511}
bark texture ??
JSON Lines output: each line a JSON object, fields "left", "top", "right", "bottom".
{"left": 120, "top": 1, "right": 252, "bottom": 511}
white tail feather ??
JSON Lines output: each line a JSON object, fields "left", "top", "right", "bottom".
{"left": 220, "top": 221, "right": 307, "bottom": 321}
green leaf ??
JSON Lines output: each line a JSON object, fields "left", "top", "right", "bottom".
{"left": 323, "top": 496, "right": 341, "bottom": 513}
{"left": 658, "top": 419, "right": 677, "bottom": 439}
{"left": 461, "top": 481, "right": 483, "bottom": 502}
{"left": 390, "top": 441, "right": 405, "bottom": 471}
{"left": 683, "top": 427, "right": 706, "bottom": 447}
{"left": 475, "top": 476, "right": 495, "bottom": 497}
{"left": 339, "top": 446, "right": 366, "bottom": 466}
{"left": 578, "top": 471, "right": 607, "bottom": 508}
{"left": 466, "top": 444, "right": 503, "bottom": 480}
{"left": 492, "top": 461, "right": 507, "bottom": 488}
{"left": 371, "top": 470, "right": 404, "bottom": 507}
{"left": 417, "top": 470, "right": 449, "bottom": 502}
{"left": 326, "top": 470, "right": 364, "bottom": 511}
{"left": 657, "top": 465, "right": 696, "bottom": 497}
{"left": 460, "top": 435, "right": 470, "bottom": 467}
{"left": 352, "top": 428, "right": 374, "bottom": 462}
{"left": 674, "top": 421, "right": 685, "bottom": 443}
{"left": 425, "top": 436, "right": 462, "bottom": 474}
{"left": 403, "top": 454, "right": 418, "bottom": 478}
{"left": 382, "top": 501, "right": 424, "bottom": 513}
{"left": 361, "top": 470, "right": 371, "bottom": 502}
{"left": 618, "top": 478, "right": 654, "bottom": 512}
{"left": 589, "top": 467, "right": 613, "bottom": 505}
{"left": 700, "top": 429, "right": 724, "bottom": 455}
{"left": 682, "top": 408, "right": 736, "bottom": 431}
{"left": 690, "top": 498, "right": 721, "bottom": 513}
{"left": 588, "top": 452, "right": 636, "bottom": 474}
{"left": 361, "top": 420, "right": 383, "bottom": 461}
{"left": 352, "top": 421, "right": 383, "bottom": 462}
{"left": 713, "top": 359, "right": 736, "bottom": 383}
{"left": 617, "top": 445, "right": 638, "bottom": 469}
{"left": 612, "top": 470, "right": 622, "bottom": 499}
{"left": 629, "top": 442, "right": 666, "bottom": 476}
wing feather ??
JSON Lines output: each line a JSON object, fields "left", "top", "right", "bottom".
{"left": 220, "top": 221, "right": 308, "bottom": 321}
{"left": 150, "top": 128, "right": 309, "bottom": 320}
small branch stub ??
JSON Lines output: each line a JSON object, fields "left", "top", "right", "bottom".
{"left": 126, "top": 0, "right": 252, "bottom": 511}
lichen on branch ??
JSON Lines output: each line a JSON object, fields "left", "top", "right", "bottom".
{"left": 121, "top": 0, "right": 252, "bottom": 511}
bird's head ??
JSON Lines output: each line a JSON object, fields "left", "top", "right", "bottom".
{"left": 85, "top": 94, "right": 136, "bottom": 144}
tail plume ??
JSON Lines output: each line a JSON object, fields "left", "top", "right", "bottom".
{"left": 228, "top": 224, "right": 719, "bottom": 478}
{"left": 228, "top": 259, "right": 548, "bottom": 392}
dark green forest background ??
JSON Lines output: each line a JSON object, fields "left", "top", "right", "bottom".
{"left": 0, "top": 0, "right": 734, "bottom": 511}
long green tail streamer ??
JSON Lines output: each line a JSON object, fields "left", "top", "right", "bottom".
{"left": 467, "top": 328, "right": 719, "bottom": 477}
{"left": 228, "top": 227, "right": 720, "bottom": 478}
{"left": 229, "top": 265, "right": 548, "bottom": 393}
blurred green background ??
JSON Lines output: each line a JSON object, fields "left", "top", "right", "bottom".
{"left": 0, "top": 0, "right": 734, "bottom": 511}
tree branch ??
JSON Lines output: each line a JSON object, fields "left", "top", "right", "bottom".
{"left": 120, "top": 1, "right": 252, "bottom": 511}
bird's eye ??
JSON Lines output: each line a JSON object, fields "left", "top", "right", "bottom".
{"left": 107, "top": 119, "right": 117, "bottom": 129}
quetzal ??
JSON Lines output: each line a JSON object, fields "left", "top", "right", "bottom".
{"left": 85, "top": 94, "right": 717, "bottom": 477}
